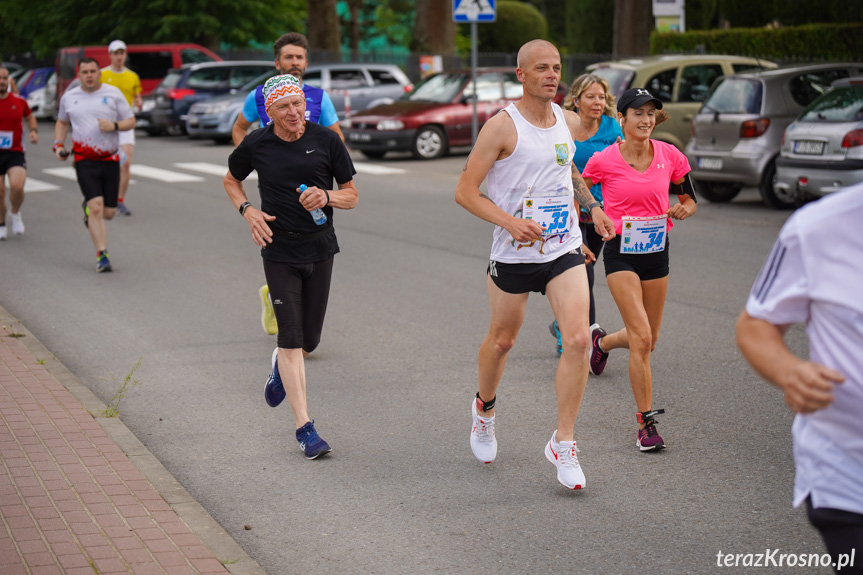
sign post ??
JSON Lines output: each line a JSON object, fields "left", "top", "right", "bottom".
{"left": 453, "top": 0, "right": 497, "bottom": 144}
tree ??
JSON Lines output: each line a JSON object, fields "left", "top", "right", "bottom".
{"left": 0, "top": 0, "right": 306, "bottom": 59}
{"left": 612, "top": 0, "right": 652, "bottom": 57}
{"left": 566, "top": 0, "right": 615, "bottom": 54}
{"left": 412, "top": 0, "right": 456, "bottom": 54}
{"left": 307, "top": 0, "right": 341, "bottom": 52}
{"left": 466, "top": 0, "right": 547, "bottom": 53}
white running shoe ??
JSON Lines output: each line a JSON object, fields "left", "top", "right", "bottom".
{"left": 470, "top": 396, "right": 497, "bottom": 463}
{"left": 0, "top": 225, "right": 6, "bottom": 240}
{"left": 544, "top": 431, "right": 586, "bottom": 490}
{"left": 11, "top": 212, "right": 24, "bottom": 235}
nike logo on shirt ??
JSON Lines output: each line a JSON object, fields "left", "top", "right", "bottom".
{"left": 306, "top": 150, "right": 315, "bottom": 154}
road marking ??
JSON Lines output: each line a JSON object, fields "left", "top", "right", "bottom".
{"left": 353, "top": 163, "right": 406, "bottom": 175}
{"left": 174, "top": 162, "right": 258, "bottom": 180}
{"left": 42, "top": 167, "right": 78, "bottom": 181}
{"left": 131, "top": 164, "right": 204, "bottom": 182}
{"left": 21, "top": 178, "right": 60, "bottom": 192}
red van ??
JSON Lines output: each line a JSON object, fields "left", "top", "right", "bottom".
{"left": 56, "top": 43, "right": 221, "bottom": 99}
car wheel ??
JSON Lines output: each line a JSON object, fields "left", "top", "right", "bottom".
{"left": 411, "top": 125, "right": 447, "bottom": 159}
{"left": 695, "top": 180, "right": 742, "bottom": 203}
{"left": 757, "top": 159, "right": 795, "bottom": 210}
{"left": 361, "top": 150, "right": 387, "bottom": 159}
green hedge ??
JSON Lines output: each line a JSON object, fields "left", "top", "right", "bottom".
{"left": 651, "top": 22, "right": 863, "bottom": 61}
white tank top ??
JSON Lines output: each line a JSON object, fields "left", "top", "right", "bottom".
{"left": 487, "top": 102, "right": 581, "bottom": 263}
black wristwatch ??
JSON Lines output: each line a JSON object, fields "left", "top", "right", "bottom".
{"left": 587, "top": 201, "right": 602, "bottom": 211}
{"left": 114, "top": 121, "right": 119, "bottom": 131}
{"left": 239, "top": 202, "right": 252, "bottom": 216}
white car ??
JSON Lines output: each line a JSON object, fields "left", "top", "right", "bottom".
{"left": 26, "top": 72, "right": 57, "bottom": 120}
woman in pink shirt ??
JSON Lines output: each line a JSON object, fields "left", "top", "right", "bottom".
{"left": 581, "top": 87, "right": 697, "bottom": 452}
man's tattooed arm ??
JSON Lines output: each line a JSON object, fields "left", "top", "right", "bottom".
{"left": 479, "top": 193, "right": 496, "bottom": 205}
{"left": 572, "top": 165, "right": 597, "bottom": 210}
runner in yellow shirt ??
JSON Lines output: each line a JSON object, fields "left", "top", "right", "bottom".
{"left": 101, "top": 40, "right": 142, "bottom": 215}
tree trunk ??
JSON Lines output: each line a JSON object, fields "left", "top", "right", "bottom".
{"left": 307, "top": 0, "right": 341, "bottom": 54}
{"left": 613, "top": 0, "right": 653, "bottom": 57}
{"left": 412, "top": 0, "right": 456, "bottom": 55}
{"left": 348, "top": 0, "right": 361, "bottom": 59}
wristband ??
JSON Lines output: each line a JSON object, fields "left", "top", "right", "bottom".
{"left": 587, "top": 201, "right": 601, "bottom": 211}
{"left": 52, "top": 142, "right": 66, "bottom": 152}
{"left": 114, "top": 122, "right": 119, "bottom": 131}
{"left": 324, "top": 189, "right": 330, "bottom": 206}
{"left": 239, "top": 202, "right": 252, "bottom": 216}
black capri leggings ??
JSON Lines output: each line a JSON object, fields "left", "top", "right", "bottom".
{"left": 263, "top": 257, "right": 334, "bottom": 352}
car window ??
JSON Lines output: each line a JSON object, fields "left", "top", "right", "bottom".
{"left": 408, "top": 73, "right": 466, "bottom": 102}
{"left": 463, "top": 73, "right": 501, "bottom": 102}
{"left": 733, "top": 63, "right": 769, "bottom": 74}
{"left": 702, "top": 78, "right": 762, "bottom": 114}
{"left": 789, "top": 70, "right": 850, "bottom": 107}
{"left": 303, "top": 70, "right": 322, "bottom": 88}
{"left": 329, "top": 68, "right": 369, "bottom": 90}
{"left": 242, "top": 71, "right": 277, "bottom": 92}
{"left": 678, "top": 64, "right": 723, "bottom": 103}
{"left": 230, "top": 67, "right": 270, "bottom": 89}
{"left": 185, "top": 68, "right": 231, "bottom": 90}
{"left": 590, "top": 67, "right": 634, "bottom": 99}
{"left": 503, "top": 72, "right": 522, "bottom": 99}
{"left": 369, "top": 69, "right": 400, "bottom": 85}
{"left": 181, "top": 49, "right": 217, "bottom": 65}
{"left": 127, "top": 51, "right": 174, "bottom": 80}
{"left": 159, "top": 70, "right": 183, "bottom": 89}
{"left": 645, "top": 68, "right": 676, "bottom": 102}
{"left": 799, "top": 86, "right": 863, "bottom": 122}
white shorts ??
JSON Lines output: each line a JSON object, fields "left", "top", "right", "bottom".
{"left": 119, "top": 129, "right": 135, "bottom": 147}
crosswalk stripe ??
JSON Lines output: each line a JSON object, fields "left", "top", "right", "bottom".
{"left": 174, "top": 162, "right": 258, "bottom": 180}
{"left": 42, "top": 167, "right": 78, "bottom": 181}
{"left": 23, "top": 178, "right": 60, "bottom": 192}
{"left": 353, "top": 163, "right": 406, "bottom": 175}
{"left": 131, "top": 164, "right": 203, "bottom": 182}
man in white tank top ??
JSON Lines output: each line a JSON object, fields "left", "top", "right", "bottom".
{"left": 455, "top": 39, "right": 615, "bottom": 490}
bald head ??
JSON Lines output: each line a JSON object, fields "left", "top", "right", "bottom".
{"left": 516, "top": 39, "right": 558, "bottom": 69}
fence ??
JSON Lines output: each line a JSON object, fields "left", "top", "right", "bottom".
{"left": 221, "top": 49, "right": 613, "bottom": 84}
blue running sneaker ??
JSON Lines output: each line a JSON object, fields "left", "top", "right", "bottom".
{"left": 96, "top": 253, "right": 112, "bottom": 273}
{"left": 296, "top": 420, "right": 331, "bottom": 459}
{"left": 549, "top": 320, "right": 562, "bottom": 356}
{"left": 264, "top": 348, "right": 285, "bottom": 407}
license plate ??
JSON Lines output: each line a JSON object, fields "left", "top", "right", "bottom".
{"left": 348, "top": 132, "right": 371, "bottom": 142}
{"left": 793, "top": 140, "right": 825, "bottom": 155}
{"left": 698, "top": 157, "right": 722, "bottom": 170}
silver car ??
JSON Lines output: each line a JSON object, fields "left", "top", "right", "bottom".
{"left": 185, "top": 63, "right": 413, "bottom": 141}
{"left": 186, "top": 70, "right": 277, "bottom": 142}
{"left": 775, "top": 78, "right": 863, "bottom": 204}
{"left": 303, "top": 63, "right": 413, "bottom": 118}
{"left": 686, "top": 62, "right": 863, "bottom": 208}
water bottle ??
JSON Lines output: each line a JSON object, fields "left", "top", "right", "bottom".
{"left": 299, "top": 184, "right": 327, "bottom": 226}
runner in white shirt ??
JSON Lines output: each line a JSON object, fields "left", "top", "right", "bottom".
{"left": 455, "top": 39, "right": 614, "bottom": 490}
{"left": 737, "top": 182, "right": 863, "bottom": 573}
{"left": 54, "top": 57, "right": 135, "bottom": 272}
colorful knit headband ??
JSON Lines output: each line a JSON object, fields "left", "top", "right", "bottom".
{"left": 263, "top": 74, "right": 305, "bottom": 110}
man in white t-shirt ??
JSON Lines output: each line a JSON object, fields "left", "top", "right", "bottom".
{"left": 455, "top": 39, "right": 614, "bottom": 491}
{"left": 54, "top": 57, "right": 135, "bottom": 272}
{"left": 737, "top": 182, "right": 863, "bottom": 573}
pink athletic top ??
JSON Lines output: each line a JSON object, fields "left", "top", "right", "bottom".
{"left": 582, "top": 140, "right": 690, "bottom": 234}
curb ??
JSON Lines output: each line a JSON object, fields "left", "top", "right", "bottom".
{"left": 0, "top": 304, "right": 266, "bottom": 575}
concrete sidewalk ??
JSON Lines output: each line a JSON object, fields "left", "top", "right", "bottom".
{"left": 0, "top": 306, "right": 266, "bottom": 575}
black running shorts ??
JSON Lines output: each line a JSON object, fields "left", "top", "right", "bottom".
{"left": 602, "top": 235, "right": 670, "bottom": 281}
{"left": 488, "top": 247, "right": 586, "bottom": 295}
{"left": 263, "top": 257, "right": 334, "bottom": 352}
{"left": 74, "top": 159, "right": 120, "bottom": 207}
{"left": 0, "top": 151, "right": 26, "bottom": 175}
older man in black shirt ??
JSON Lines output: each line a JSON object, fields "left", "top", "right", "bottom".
{"left": 224, "top": 74, "right": 358, "bottom": 459}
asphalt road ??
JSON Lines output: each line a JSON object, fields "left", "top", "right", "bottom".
{"left": 1, "top": 128, "right": 828, "bottom": 574}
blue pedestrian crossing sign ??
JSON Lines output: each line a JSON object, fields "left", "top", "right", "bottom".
{"left": 453, "top": 0, "right": 496, "bottom": 22}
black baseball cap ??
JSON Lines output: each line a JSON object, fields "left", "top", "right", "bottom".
{"left": 617, "top": 88, "right": 664, "bottom": 115}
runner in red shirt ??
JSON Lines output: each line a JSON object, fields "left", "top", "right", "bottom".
{"left": 0, "top": 66, "right": 38, "bottom": 240}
